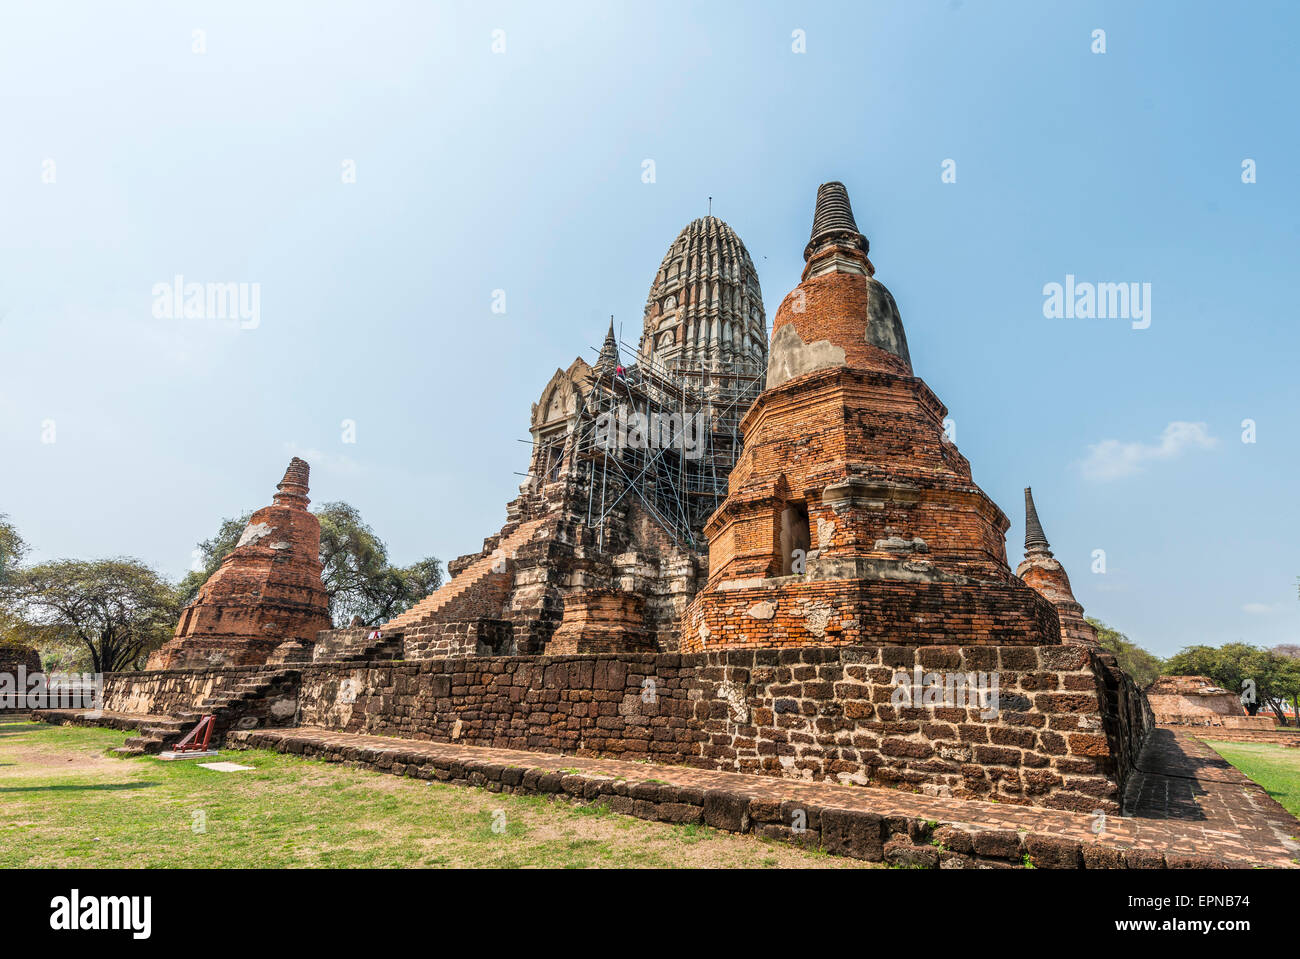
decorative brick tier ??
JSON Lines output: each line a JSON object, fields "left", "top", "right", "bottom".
{"left": 685, "top": 576, "right": 1061, "bottom": 652}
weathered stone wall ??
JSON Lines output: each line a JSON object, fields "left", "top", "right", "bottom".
{"left": 98, "top": 666, "right": 255, "bottom": 716}
{"left": 1088, "top": 648, "right": 1153, "bottom": 799}
{"left": 404, "top": 619, "right": 514, "bottom": 659}
{"left": 288, "top": 643, "right": 1138, "bottom": 812}
{"left": 80, "top": 643, "right": 1148, "bottom": 813}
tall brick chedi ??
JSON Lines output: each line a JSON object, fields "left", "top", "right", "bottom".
{"left": 1016, "top": 487, "right": 1099, "bottom": 646}
{"left": 148, "top": 458, "right": 331, "bottom": 669}
{"left": 685, "top": 182, "right": 1062, "bottom": 651}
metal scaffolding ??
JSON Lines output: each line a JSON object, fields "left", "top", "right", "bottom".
{"left": 572, "top": 334, "right": 766, "bottom": 551}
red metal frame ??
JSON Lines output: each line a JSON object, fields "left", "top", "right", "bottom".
{"left": 172, "top": 715, "right": 216, "bottom": 752}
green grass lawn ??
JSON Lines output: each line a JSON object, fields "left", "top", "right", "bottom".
{"left": 0, "top": 721, "right": 866, "bottom": 869}
{"left": 1202, "top": 739, "right": 1300, "bottom": 819}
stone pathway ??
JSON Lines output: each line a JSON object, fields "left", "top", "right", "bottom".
{"left": 224, "top": 724, "right": 1300, "bottom": 868}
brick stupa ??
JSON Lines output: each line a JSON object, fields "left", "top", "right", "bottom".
{"left": 147, "top": 458, "right": 331, "bottom": 669}
{"left": 683, "top": 182, "right": 1061, "bottom": 651}
{"left": 1016, "top": 487, "right": 1099, "bottom": 646}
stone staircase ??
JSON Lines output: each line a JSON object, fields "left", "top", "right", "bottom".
{"left": 384, "top": 517, "right": 549, "bottom": 632}
{"left": 335, "top": 631, "right": 404, "bottom": 664}
{"left": 112, "top": 668, "right": 300, "bottom": 756}
{"left": 114, "top": 716, "right": 190, "bottom": 757}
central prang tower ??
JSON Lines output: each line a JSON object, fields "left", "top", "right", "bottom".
{"left": 684, "top": 182, "right": 1061, "bottom": 651}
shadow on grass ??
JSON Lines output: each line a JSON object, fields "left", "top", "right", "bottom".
{"left": 0, "top": 781, "right": 160, "bottom": 793}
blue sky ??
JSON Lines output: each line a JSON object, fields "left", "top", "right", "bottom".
{"left": 2, "top": 0, "right": 1296, "bottom": 657}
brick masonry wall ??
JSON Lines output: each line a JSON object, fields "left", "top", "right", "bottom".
{"left": 84, "top": 643, "right": 1149, "bottom": 813}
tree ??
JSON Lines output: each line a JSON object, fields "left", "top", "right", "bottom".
{"left": 0, "top": 558, "right": 181, "bottom": 673}
{"left": 1087, "top": 618, "right": 1163, "bottom": 688}
{"left": 183, "top": 501, "right": 441, "bottom": 627}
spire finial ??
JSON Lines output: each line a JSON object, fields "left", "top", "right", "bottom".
{"left": 597, "top": 318, "right": 619, "bottom": 373}
{"left": 1024, "top": 487, "right": 1050, "bottom": 553}
{"left": 274, "top": 457, "right": 311, "bottom": 509}
{"left": 804, "top": 180, "right": 869, "bottom": 261}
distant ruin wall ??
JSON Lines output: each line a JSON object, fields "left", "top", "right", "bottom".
{"left": 78, "top": 643, "right": 1148, "bottom": 813}
{"left": 0, "top": 643, "right": 42, "bottom": 714}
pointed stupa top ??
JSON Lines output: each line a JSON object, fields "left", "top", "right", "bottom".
{"left": 274, "top": 457, "right": 311, "bottom": 509}
{"left": 1023, "top": 487, "right": 1050, "bottom": 553}
{"left": 596, "top": 317, "right": 619, "bottom": 373}
{"left": 804, "top": 181, "right": 869, "bottom": 261}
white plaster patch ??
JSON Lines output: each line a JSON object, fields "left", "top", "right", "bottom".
{"left": 816, "top": 518, "right": 836, "bottom": 548}
{"left": 269, "top": 541, "right": 292, "bottom": 550}
{"left": 716, "top": 681, "right": 750, "bottom": 723}
{"left": 270, "top": 696, "right": 297, "bottom": 718}
{"left": 338, "top": 677, "right": 360, "bottom": 704}
{"left": 236, "top": 522, "right": 274, "bottom": 548}
{"left": 746, "top": 601, "right": 776, "bottom": 620}
{"left": 197, "top": 761, "right": 255, "bottom": 772}
{"left": 799, "top": 602, "right": 833, "bottom": 638}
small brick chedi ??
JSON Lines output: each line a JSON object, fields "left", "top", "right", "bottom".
{"left": 148, "top": 458, "right": 330, "bottom": 670}
{"left": 1015, "top": 487, "right": 1099, "bottom": 646}
{"left": 684, "top": 183, "right": 1061, "bottom": 652}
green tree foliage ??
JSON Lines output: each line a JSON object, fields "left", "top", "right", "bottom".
{"left": 1164, "top": 642, "right": 1300, "bottom": 725}
{"left": 182, "top": 501, "right": 442, "bottom": 627}
{"left": 1086, "top": 618, "right": 1164, "bottom": 688}
{"left": 0, "top": 558, "right": 181, "bottom": 672}
{"left": 0, "top": 513, "right": 28, "bottom": 584}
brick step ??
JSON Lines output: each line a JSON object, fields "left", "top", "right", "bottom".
{"left": 139, "top": 724, "right": 185, "bottom": 739}
{"left": 122, "top": 735, "right": 164, "bottom": 754}
{"left": 143, "top": 718, "right": 188, "bottom": 732}
{"left": 112, "top": 745, "right": 146, "bottom": 757}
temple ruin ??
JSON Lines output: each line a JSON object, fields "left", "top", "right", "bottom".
{"left": 127, "top": 181, "right": 1154, "bottom": 819}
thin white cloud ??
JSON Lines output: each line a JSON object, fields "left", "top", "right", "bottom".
{"left": 1079, "top": 421, "right": 1218, "bottom": 481}
{"left": 283, "top": 442, "right": 366, "bottom": 478}
{"left": 1242, "top": 602, "right": 1287, "bottom": 615}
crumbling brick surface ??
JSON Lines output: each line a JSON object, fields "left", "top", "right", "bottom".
{"left": 148, "top": 458, "right": 330, "bottom": 670}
